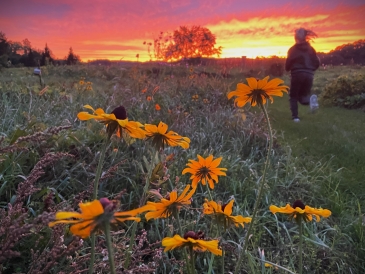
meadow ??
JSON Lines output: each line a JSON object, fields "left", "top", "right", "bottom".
{"left": 0, "top": 62, "right": 364, "bottom": 274}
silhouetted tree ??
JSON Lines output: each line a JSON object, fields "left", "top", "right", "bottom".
{"left": 41, "top": 43, "right": 54, "bottom": 66}
{"left": 0, "top": 31, "right": 9, "bottom": 56}
{"left": 22, "top": 38, "right": 32, "bottom": 55}
{"left": 9, "top": 41, "right": 23, "bottom": 54}
{"left": 25, "top": 49, "right": 36, "bottom": 67}
{"left": 165, "top": 25, "right": 222, "bottom": 60}
{"left": 66, "top": 47, "right": 80, "bottom": 65}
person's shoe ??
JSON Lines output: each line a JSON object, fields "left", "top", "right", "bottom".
{"left": 293, "top": 117, "right": 300, "bottom": 122}
{"left": 310, "top": 94, "right": 319, "bottom": 112}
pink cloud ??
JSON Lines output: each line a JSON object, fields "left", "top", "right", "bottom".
{"left": 1, "top": 0, "right": 364, "bottom": 61}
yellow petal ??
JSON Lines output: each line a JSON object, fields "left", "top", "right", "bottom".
{"left": 246, "top": 77, "right": 258, "bottom": 89}
{"left": 224, "top": 199, "right": 235, "bottom": 216}
{"left": 83, "top": 105, "right": 95, "bottom": 112}
{"left": 55, "top": 211, "right": 83, "bottom": 220}
{"left": 79, "top": 200, "right": 104, "bottom": 218}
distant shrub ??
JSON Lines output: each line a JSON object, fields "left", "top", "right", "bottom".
{"left": 267, "top": 63, "right": 284, "bottom": 77}
{"left": 319, "top": 72, "right": 365, "bottom": 110}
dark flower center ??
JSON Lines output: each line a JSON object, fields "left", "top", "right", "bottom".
{"left": 112, "top": 106, "right": 127, "bottom": 120}
{"left": 197, "top": 167, "right": 211, "bottom": 178}
{"left": 184, "top": 230, "right": 205, "bottom": 240}
{"left": 292, "top": 200, "right": 305, "bottom": 210}
{"left": 99, "top": 197, "right": 116, "bottom": 212}
{"left": 221, "top": 203, "right": 228, "bottom": 212}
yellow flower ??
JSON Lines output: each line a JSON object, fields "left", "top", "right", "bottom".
{"left": 155, "top": 104, "right": 161, "bottom": 111}
{"left": 144, "top": 121, "right": 190, "bottom": 150}
{"left": 77, "top": 105, "right": 146, "bottom": 139}
{"left": 269, "top": 200, "right": 331, "bottom": 223}
{"left": 162, "top": 232, "right": 222, "bottom": 256}
{"left": 145, "top": 184, "right": 196, "bottom": 221}
{"left": 227, "top": 76, "right": 289, "bottom": 107}
{"left": 79, "top": 80, "right": 85, "bottom": 85}
{"left": 203, "top": 199, "right": 251, "bottom": 229}
{"left": 182, "top": 155, "right": 227, "bottom": 189}
{"left": 48, "top": 198, "right": 154, "bottom": 238}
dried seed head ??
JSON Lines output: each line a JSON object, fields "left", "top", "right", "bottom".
{"left": 111, "top": 106, "right": 127, "bottom": 120}
{"left": 292, "top": 200, "right": 305, "bottom": 210}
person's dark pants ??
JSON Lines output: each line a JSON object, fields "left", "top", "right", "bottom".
{"left": 289, "top": 72, "right": 314, "bottom": 119}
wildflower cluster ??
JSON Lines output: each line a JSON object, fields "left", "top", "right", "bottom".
{"left": 45, "top": 76, "right": 332, "bottom": 274}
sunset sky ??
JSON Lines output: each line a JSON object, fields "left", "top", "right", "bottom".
{"left": 1, "top": 0, "right": 364, "bottom": 62}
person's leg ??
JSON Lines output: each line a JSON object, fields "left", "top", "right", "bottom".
{"left": 289, "top": 74, "right": 301, "bottom": 119}
{"left": 298, "top": 73, "right": 313, "bottom": 105}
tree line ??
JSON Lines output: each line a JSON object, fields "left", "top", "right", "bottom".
{"left": 317, "top": 39, "right": 365, "bottom": 66}
{"left": 0, "top": 31, "right": 81, "bottom": 67}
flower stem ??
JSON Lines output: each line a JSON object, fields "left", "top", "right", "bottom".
{"left": 89, "top": 139, "right": 109, "bottom": 274}
{"left": 176, "top": 213, "right": 192, "bottom": 274}
{"left": 298, "top": 218, "right": 303, "bottom": 274}
{"left": 124, "top": 221, "right": 137, "bottom": 270}
{"left": 93, "top": 139, "right": 109, "bottom": 199}
{"left": 104, "top": 222, "right": 116, "bottom": 274}
{"left": 88, "top": 233, "right": 96, "bottom": 274}
{"left": 234, "top": 104, "right": 273, "bottom": 274}
{"left": 189, "top": 246, "right": 196, "bottom": 274}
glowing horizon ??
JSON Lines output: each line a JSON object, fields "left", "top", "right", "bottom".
{"left": 0, "top": 0, "right": 364, "bottom": 62}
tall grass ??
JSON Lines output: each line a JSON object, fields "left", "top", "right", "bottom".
{"left": 0, "top": 64, "right": 364, "bottom": 273}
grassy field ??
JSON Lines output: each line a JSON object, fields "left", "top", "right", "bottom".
{"left": 0, "top": 63, "right": 364, "bottom": 273}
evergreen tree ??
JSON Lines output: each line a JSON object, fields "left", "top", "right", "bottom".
{"left": 66, "top": 47, "right": 80, "bottom": 65}
{"left": 26, "top": 49, "right": 37, "bottom": 67}
{"left": 0, "top": 31, "right": 9, "bottom": 56}
{"left": 41, "top": 43, "right": 54, "bottom": 66}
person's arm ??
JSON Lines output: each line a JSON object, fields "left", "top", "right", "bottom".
{"left": 311, "top": 47, "right": 320, "bottom": 70}
{"left": 285, "top": 48, "right": 293, "bottom": 71}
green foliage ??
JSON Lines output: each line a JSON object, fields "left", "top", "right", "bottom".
{"left": 319, "top": 71, "right": 365, "bottom": 109}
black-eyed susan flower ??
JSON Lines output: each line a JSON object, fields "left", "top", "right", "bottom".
{"left": 144, "top": 121, "right": 190, "bottom": 150}
{"left": 227, "top": 76, "right": 289, "bottom": 107}
{"left": 162, "top": 232, "right": 222, "bottom": 256}
{"left": 203, "top": 199, "right": 251, "bottom": 229}
{"left": 145, "top": 184, "right": 196, "bottom": 221}
{"left": 147, "top": 96, "right": 152, "bottom": 101}
{"left": 182, "top": 155, "right": 227, "bottom": 189}
{"left": 77, "top": 105, "right": 146, "bottom": 139}
{"left": 269, "top": 200, "right": 331, "bottom": 223}
{"left": 49, "top": 198, "right": 155, "bottom": 238}
{"left": 155, "top": 104, "right": 161, "bottom": 111}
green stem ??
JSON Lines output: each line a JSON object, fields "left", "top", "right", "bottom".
{"left": 206, "top": 184, "right": 214, "bottom": 201}
{"left": 176, "top": 213, "right": 192, "bottom": 274}
{"left": 89, "top": 233, "right": 96, "bottom": 274}
{"left": 222, "top": 248, "right": 225, "bottom": 274}
{"left": 234, "top": 104, "right": 273, "bottom": 274}
{"left": 125, "top": 149, "right": 156, "bottom": 270}
{"left": 104, "top": 222, "right": 116, "bottom": 274}
{"left": 124, "top": 221, "right": 138, "bottom": 270}
{"left": 206, "top": 185, "right": 215, "bottom": 274}
{"left": 207, "top": 254, "right": 215, "bottom": 274}
{"left": 93, "top": 139, "right": 109, "bottom": 199}
{"left": 89, "top": 139, "right": 109, "bottom": 274}
{"left": 189, "top": 246, "right": 196, "bottom": 274}
{"left": 298, "top": 218, "right": 303, "bottom": 274}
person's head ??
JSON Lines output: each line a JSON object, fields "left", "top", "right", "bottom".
{"left": 294, "top": 28, "right": 317, "bottom": 44}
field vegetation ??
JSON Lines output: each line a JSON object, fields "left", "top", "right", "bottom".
{"left": 0, "top": 61, "right": 364, "bottom": 273}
